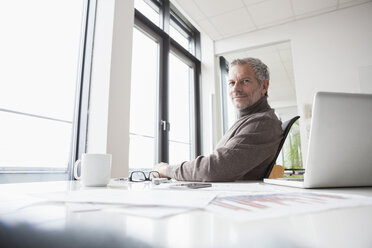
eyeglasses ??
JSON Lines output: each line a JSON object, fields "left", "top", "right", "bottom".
{"left": 129, "top": 171, "right": 160, "bottom": 182}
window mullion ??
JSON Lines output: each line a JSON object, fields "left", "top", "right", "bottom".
{"left": 194, "top": 61, "right": 202, "bottom": 156}
{"left": 157, "top": 0, "right": 170, "bottom": 163}
{"left": 161, "top": 0, "right": 170, "bottom": 34}
{"left": 158, "top": 34, "right": 170, "bottom": 164}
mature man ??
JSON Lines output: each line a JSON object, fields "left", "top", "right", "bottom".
{"left": 154, "top": 58, "right": 282, "bottom": 181}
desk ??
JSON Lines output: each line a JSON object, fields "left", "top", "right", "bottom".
{"left": 1, "top": 181, "right": 372, "bottom": 248}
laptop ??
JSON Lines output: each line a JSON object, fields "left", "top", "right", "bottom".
{"left": 264, "top": 91, "right": 372, "bottom": 188}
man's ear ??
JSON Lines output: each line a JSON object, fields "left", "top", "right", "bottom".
{"left": 261, "top": 80, "right": 269, "bottom": 96}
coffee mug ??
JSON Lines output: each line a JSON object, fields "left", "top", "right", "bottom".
{"left": 74, "top": 153, "right": 112, "bottom": 186}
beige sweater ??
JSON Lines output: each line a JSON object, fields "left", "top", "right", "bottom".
{"left": 166, "top": 96, "right": 283, "bottom": 182}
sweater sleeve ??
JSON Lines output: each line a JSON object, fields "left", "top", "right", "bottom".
{"left": 165, "top": 115, "right": 282, "bottom": 182}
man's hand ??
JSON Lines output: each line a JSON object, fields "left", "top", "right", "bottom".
{"left": 153, "top": 162, "right": 169, "bottom": 178}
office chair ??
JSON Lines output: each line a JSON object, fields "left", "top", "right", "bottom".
{"left": 265, "top": 116, "right": 300, "bottom": 178}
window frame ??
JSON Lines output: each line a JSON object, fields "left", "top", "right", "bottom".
{"left": 133, "top": 0, "right": 201, "bottom": 164}
{"left": 219, "top": 56, "right": 230, "bottom": 134}
{"left": 0, "top": 0, "right": 96, "bottom": 183}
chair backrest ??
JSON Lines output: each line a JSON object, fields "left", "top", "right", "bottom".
{"left": 264, "top": 116, "right": 300, "bottom": 178}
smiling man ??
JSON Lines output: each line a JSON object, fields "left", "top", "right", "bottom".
{"left": 154, "top": 58, "right": 283, "bottom": 182}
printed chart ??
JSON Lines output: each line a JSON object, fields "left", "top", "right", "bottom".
{"left": 207, "top": 192, "right": 372, "bottom": 221}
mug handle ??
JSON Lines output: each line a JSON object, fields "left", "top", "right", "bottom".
{"left": 73, "top": 160, "right": 81, "bottom": 180}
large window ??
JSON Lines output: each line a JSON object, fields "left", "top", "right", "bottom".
{"left": 0, "top": 0, "right": 94, "bottom": 181}
{"left": 130, "top": 0, "right": 201, "bottom": 171}
{"left": 129, "top": 27, "right": 159, "bottom": 169}
{"left": 168, "top": 53, "right": 195, "bottom": 164}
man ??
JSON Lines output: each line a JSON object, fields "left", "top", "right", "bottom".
{"left": 154, "top": 57, "right": 282, "bottom": 181}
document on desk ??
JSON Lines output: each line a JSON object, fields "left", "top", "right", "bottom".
{"left": 32, "top": 189, "right": 218, "bottom": 208}
{"left": 206, "top": 191, "right": 372, "bottom": 221}
{"left": 103, "top": 205, "right": 193, "bottom": 218}
{"left": 155, "top": 182, "right": 295, "bottom": 193}
{"left": 65, "top": 202, "right": 192, "bottom": 218}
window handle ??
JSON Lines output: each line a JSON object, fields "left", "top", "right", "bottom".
{"left": 161, "top": 120, "right": 170, "bottom": 131}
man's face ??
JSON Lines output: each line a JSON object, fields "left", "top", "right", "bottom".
{"left": 228, "top": 64, "right": 268, "bottom": 110}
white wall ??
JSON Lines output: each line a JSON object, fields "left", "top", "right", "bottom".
{"left": 87, "top": 0, "right": 134, "bottom": 177}
{"left": 200, "top": 34, "right": 221, "bottom": 154}
{"left": 215, "top": 3, "right": 372, "bottom": 161}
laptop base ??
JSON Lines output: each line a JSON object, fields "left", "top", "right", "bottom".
{"left": 264, "top": 178, "right": 305, "bottom": 188}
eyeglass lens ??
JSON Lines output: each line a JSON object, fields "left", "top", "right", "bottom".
{"left": 148, "top": 171, "right": 159, "bottom": 180}
{"left": 130, "top": 171, "right": 146, "bottom": 182}
{"left": 130, "top": 171, "right": 160, "bottom": 182}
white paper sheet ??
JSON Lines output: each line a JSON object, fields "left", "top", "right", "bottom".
{"left": 103, "top": 206, "right": 194, "bottom": 218}
{"left": 65, "top": 202, "right": 195, "bottom": 218}
{"left": 154, "top": 182, "right": 294, "bottom": 193}
{"left": 32, "top": 189, "right": 218, "bottom": 208}
{"left": 65, "top": 203, "right": 108, "bottom": 212}
{"left": 206, "top": 191, "right": 372, "bottom": 221}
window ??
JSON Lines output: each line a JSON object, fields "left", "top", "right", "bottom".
{"left": 134, "top": 0, "right": 160, "bottom": 27}
{"left": 168, "top": 53, "right": 195, "bottom": 164}
{"left": 170, "top": 11, "right": 194, "bottom": 53}
{"left": 0, "top": 0, "right": 94, "bottom": 181}
{"left": 129, "top": 27, "right": 159, "bottom": 170}
{"left": 130, "top": 0, "right": 201, "bottom": 171}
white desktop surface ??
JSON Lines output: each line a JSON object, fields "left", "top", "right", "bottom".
{"left": 1, "top": 180, "right": 372, "bottom": 248}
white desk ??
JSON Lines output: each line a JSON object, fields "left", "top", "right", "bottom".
{"left": 1, "top": 181, "right": 372, "bottom": 248}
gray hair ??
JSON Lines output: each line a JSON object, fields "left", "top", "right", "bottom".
{"left": 230, "top": 57, "right": 270, "bottom": 85}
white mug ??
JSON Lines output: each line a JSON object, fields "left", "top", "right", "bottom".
{"left": 74, "top": 153, "right": 112, "bottom": 186}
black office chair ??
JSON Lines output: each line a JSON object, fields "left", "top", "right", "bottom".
{"left": 265, "top": 116, "right": 300, "bottom": 178}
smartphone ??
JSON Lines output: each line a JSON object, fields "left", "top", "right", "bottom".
{"left": 171, "top": 183, "right": 212, "bottom": 189}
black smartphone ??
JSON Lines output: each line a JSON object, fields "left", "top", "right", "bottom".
{"left": 188, "top": 183, "right": 212, "bottom": 189}
{"left": 171, "top": 183, "right": 212, "bottom": 189}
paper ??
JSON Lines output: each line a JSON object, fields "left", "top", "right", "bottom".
{"left": 32, "top": 189, "right": 218, "bottom": 208}
{"left": 199, "top": 182, "right": 287, "bottom": 192}
{"left": 66, "top": 203, "right": 108, "bottom": 212}
{"left": 103, "top": 206, "right": 194, "bottom": 218}
{"left": 65, "top": 202, "right": 195, "bottom": 218}
{"left": 206, "top": 191, "right": 372, "bottom": 221}
{"left": 155, "top": 182, "right": 291, "bottom": 193}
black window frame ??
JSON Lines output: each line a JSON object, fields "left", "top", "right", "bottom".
{"left": 219, "top": 56, "right": 230, "bottom": 134}
{"left": 71, "top": 0, "right": 97, "bottom": 178}
{"left": 134, "top": 0, "right": 201, "bottom": 164}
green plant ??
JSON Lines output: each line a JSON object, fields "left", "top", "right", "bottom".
{"left": 282, "top": 120, "right": 303, "bottom": 169}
